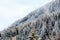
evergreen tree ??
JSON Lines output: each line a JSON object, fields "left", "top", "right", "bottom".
{"left": 28, "top": 28, "right": 39, "bottom": 40}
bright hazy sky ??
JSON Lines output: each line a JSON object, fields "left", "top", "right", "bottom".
{"left": 0, "top": 0, "right": 52, "bottom": 31}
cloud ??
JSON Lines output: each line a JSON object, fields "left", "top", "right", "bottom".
{"left": 16, "top": 0, "right": 52, "bottom": 8}
{"left": 0, "top": 0, "right": 16, "bottom": 9}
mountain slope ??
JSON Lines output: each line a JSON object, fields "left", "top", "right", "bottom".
{"left": 9, "top": 0, "right": 60, "bottom": 27}
{"left": 0, "top": 0, "right": 60, "bottom": 40}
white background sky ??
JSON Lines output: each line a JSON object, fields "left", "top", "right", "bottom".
{"left": 0, "top": 0, "right": 52, "bottom": 31}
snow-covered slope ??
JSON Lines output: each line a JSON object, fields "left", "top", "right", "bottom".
{"left": 9, "top": 0, "right": 60, "bottom": 27}
{"left": 0, "top": 0, "right": 60, "bottom": 40}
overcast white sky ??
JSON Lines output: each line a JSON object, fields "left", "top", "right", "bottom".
{"left": 0, "top": 0, "right": 52, "bottom": 31}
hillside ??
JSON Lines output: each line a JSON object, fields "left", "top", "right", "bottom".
{"left": 0, "top": 0, "right": 60, "bottom": 40}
